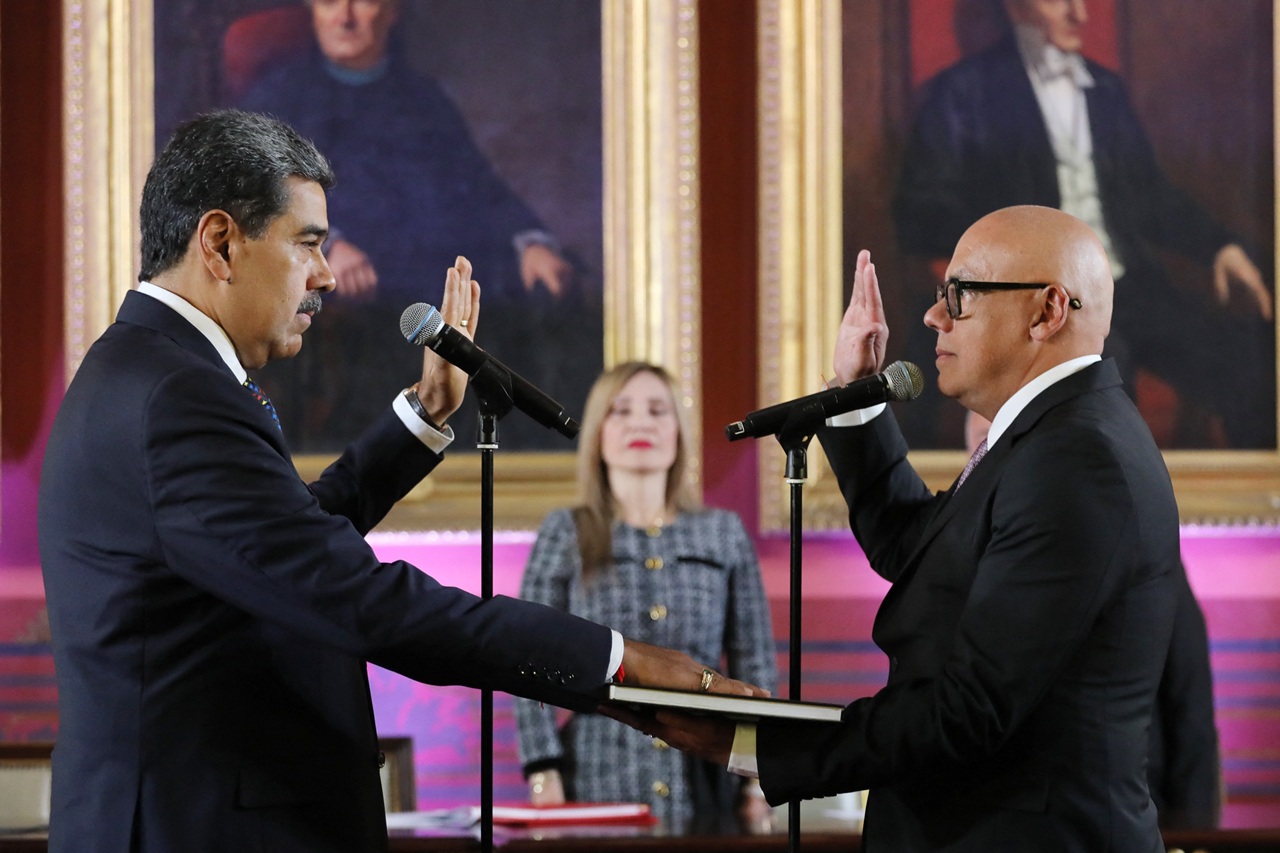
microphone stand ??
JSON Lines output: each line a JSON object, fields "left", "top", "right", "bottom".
{"left": 773, "top": 400, "right": 826, "bottom": 853}
{"left": 469, "top": 361, "right": 516, "bottom": 853}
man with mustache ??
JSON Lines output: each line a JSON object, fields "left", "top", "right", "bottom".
{"left": 37, "top": 109, "right": 759, "bottom": 853}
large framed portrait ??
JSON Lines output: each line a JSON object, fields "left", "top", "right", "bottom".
{"left": 62, "top": 0, "right": 703, "bottom": 531}
{"left": 757, "top": 0, "right": 1280, "bottom": 529}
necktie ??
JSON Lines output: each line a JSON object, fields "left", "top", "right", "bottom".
{"left": 955, "top": 438, "right": 988, "bottom": 491}
{"left": 242, "top": 378, "right": 282, "bottom": 432}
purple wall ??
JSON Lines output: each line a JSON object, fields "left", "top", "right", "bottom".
{"left": 4, "top": 527, "right": 1278, "bottom": 825}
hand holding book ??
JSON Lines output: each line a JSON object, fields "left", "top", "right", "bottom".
{"left": 602, "top": 639, "right": 774, "bottom": 771}
{"left": 600, "top": 699, "right": 740, "bottom": 768}
{"left": 599, "top": 684, "right": 842, "bottom": 768}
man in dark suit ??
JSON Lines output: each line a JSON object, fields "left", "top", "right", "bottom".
{"left": 624, "top": 206, "right": 1182, "bottom": 851}
{"left": 38, "top": 110, "right": 755, "bottom": 853}
{"left": 965, "top": 413, "right": 1221, "bottom": 829}
{"left": 894, "top": 0, "right": 1274, "bottom": 449}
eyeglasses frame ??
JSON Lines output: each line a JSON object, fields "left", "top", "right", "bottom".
{"left": 936, "top": 278, "right": 1083, "bottom": 320}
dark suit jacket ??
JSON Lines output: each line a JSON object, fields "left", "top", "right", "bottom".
{"left": 758, "top": 361, "right": 1181, "bottom": 852}
{"left": 1148, "top": 570, "right": 1221, "bottom": 828}
{"left": 38, "top": 291, "right": 613, "bottom": 853}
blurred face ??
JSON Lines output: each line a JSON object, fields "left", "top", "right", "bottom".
{"left": 221, "top": 178, "right": 335, "bottom": 368}
{"left": 600, "top": 371, "right": 680, "bottom": 478}
{"left": 310, "top": 0, "right": 399, "bottom": 70}
{"left": 924, "top": 221, "right": 1042, "bottom": 418}
{"left": 1005, "top": 0, "right": 1088, "bottom": 53}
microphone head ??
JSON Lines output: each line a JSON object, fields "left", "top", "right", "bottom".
{"left": 399, "top": 303, "right": 443, "bottom": 346}
{"left": 884, "top": 360, "right": 925, "bottom": 402}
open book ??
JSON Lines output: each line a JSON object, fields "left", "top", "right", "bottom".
{"left": 601, "top": 684, "right": 844, "bottom": 723}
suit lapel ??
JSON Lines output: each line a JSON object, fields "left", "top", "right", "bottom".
{"left": 116, "top": 290, "right": 291, "bottom": 454}
{"left": 890, "top": 361, "right": 1124, "bottom": 585}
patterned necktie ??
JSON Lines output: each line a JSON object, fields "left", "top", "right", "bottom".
{"left": 242, "top": 378, "right": 282, "bottom": 432}
{"left": 955, "top": 438, "right": 988, "bottom": 491}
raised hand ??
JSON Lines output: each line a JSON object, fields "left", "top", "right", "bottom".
{"left": 833, "top": 249, "right": 889, "bottom": 385}
{"left": 415, "top": 256, "right": 481, "bottom": 426}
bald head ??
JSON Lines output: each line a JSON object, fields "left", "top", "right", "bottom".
{"left": 928, "top": 205, "right": 1114, "bottom": 418}
{"left": 957, "top": 205, "right": 1113, "bottom": 352}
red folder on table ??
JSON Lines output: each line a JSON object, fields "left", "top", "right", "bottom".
{"left": 491, "top": 802, "right": 655, "bottom": 826}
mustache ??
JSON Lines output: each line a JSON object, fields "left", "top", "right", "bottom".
{"left": 298, "top": 293, "right": 323, "bottom": 315}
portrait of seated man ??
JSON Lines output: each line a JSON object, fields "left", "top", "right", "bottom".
{"left": 154, "top": 0, "right": 605, "bottom": 452}
{"left": 891, "top": 0, "right": 1274, "bottom": 450}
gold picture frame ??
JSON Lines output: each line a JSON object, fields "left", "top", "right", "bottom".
{"left": 756, "top": 0, "right": 1280, "bottom": 530}
{"left": 61, "top": 0, "right": 703, "bottom": 532}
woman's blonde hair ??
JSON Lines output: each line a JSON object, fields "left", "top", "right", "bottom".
{"left": 573, "top": 362, "right": 699, "bottom": 575}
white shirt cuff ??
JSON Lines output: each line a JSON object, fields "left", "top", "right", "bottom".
{"left": 827, "top": 401, "right": 885, "bottom": 428}
{"left": 392, "top": 392, "right": 454, "bottom": 454}
{"left": 728, "top": 722, "right": 760, "bottom": 778}
{"left": 607, "top": 630, "right": 624, "bottom": 681}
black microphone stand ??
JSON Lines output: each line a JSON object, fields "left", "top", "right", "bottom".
{"left": 772, "top": 399, "right": 827, "bottom": 853}
{"left": 469, "top": 361, "right": 516, "bottom": 853}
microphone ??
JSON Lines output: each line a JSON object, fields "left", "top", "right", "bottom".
{"left": 399, "top": 303, "right": 580, "bottom": 439}
{"left": 725, "top": 360, "right": 924, "bottom": 442}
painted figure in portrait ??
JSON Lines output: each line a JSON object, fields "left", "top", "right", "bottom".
{"left": 852, "top": 0, "right": 1275, "bottom": 450}
{"left": 154, "top": 0, "right": 604, "bottom": 452}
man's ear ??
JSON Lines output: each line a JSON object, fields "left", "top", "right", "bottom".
{"left": 196, "top": 210, "right": 237, "bottom": 283}
{"left": 1029, "top": 285, "right": 1071, "bottom": 342}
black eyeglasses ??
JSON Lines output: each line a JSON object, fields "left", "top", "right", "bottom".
{"left": 935, "top": 279, "right": 1082, "bottom": 320}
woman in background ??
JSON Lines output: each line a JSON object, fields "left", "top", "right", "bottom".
{"left": 514, "top": 362, "right": 777, "bottom": 831}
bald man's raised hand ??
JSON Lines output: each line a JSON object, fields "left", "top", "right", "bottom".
{"left": 833, "top": 249, "right": 889, "bottom": 386}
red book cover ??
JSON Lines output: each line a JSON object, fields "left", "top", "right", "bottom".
{"left": 490, "top": 802, "right": 656, "bottom": 827}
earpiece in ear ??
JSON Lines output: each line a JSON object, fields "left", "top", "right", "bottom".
{"left": 1069, "top": 298, "right": 1082, "bottom": 310}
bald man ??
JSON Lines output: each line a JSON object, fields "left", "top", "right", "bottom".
{"left": 619, "top": 206, "right": 1180, "bottom": 851}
